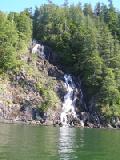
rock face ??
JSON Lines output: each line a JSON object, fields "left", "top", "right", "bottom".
{"left": 0, "top": 43, "right": 117, "bottom": 128}
{"left": 0, "top": 43, "right": 66, "bottom": 124}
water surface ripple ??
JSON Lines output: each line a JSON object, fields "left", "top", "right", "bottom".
{"left": 0, "top": 124, "right": 120, "bottom": 160}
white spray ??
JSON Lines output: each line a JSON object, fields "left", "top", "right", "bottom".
{"left": 32, "top": 43, "right": 45, "bottom": 59}
{"left": 60, "top": 75, "right": 77, "bottom": 126}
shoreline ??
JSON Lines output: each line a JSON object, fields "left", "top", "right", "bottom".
{"left": 0, "top": 119, "right": 117, "bottom": 130}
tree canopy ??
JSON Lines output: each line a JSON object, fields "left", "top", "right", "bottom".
{"left": 0, "top": 10, "right": 32, "bottom": 71}
{"left": 32, "top": 1, "right": 120, "bottom": 119}
{"left": 1, "top": 0, "right": 120, "bottom": 120}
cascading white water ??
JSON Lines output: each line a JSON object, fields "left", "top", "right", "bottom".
{"left": 60, "top": 75, "right": 77, "bottom": 126}
{"left": 32, "top": 42, "right": 92, "bottom": 127}
{"left": 32, "top": 43, "right": 45, "bottom": 59}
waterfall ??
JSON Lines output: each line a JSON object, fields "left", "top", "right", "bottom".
{"left": 32, "top": 42, "right": 92, "bottom": 127}
{"left": 32, "top": 43, "right": 45, "bottom": 59}
{"left": 60, "top": 75, "right": 77, "bottom": 126}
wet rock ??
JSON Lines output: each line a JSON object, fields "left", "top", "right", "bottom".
{"left": 80, "top": 112, "right": 89, "bottom": 122}
{"left": 48, "top": 66, "right": 64, "bottom": 80}
{"left": 86, "top": 122, "right": 94, "bottom": 128}
{"left": 107, "top": 124, "right": 113, "bottom": 129}
{"left": 80, "top": 120, "right": 84, "bottom": 127}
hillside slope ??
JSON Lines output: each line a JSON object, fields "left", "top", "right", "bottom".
{"left": 0, "top": 44, "right": 65, "bottom": 124}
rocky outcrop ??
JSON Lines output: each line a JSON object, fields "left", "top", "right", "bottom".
{"left": 0, "top": 44, "right": 66, "bottom": 125}
{"left": 0, "top": 43, "right": 118, "bottom": 129}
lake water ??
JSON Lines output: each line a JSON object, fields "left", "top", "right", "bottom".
{"left": 0, "top": 123, "right": 120, "bottom": 160}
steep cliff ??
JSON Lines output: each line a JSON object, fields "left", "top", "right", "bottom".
{"left": 0, "top": 44, "right": 66, "bottom": 124}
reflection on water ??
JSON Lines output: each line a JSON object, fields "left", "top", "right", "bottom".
{"left": 0, "top": 124, "right": 10, "bottom": 146}
{"left": 0, "top": 124, "right": 120, "bottom": 160}
{"left": 0, "top": 124, "right": 11, "bottom": 159}
{"left": 79, "top": 128, "right": 85, "bottom": 149}
{"left": 59, "top": 127, "right": 85, "bottom": 160}
{"left": 0, "top": 124, "right": 59, "bottom": 160}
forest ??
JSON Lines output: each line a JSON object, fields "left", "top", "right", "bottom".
{"left": 1, "top": 0, "right": 120, "bottom": 121}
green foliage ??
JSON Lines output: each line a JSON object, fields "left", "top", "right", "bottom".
{"left": 0, "top": 10, "right": 32, "bottom": 71}
{"left": 36, "top": 82, "right": 60, "bottom": 111}
{"left": 8, "top": 11, "right": 32, "bottom": 50}
{"left": 83, "top": 3, "right": 93, "bottom": 17}
{"left": 0, "top": 12, "right": 18, "bottom": 69}
{"left": 33, "top": 2, "right": 120, "bottom": 119}
{"left": 1, "top": 1, "right": 120, "bottom": 120}
{"left": 0, "top": 9, "right": 61, "bottom": 114}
